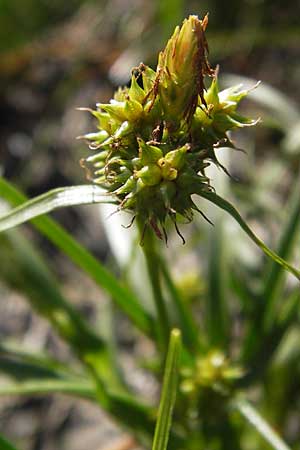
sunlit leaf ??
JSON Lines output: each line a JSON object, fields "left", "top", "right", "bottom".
{"left": 0, "top": 177, "right": 154, "bottom": 336}
{"left": 233, "top": 398, "right": 291, "bottom": 450}
{"left": 0, "top": 185, "right": 113, "bottom": 232}
{"left": 0, "top": 378, "right": 95, "bottom": 400}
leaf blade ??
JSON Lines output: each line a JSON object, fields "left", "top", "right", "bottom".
{"left": 152, "top": 329, "right": 182, "bottom": 450}
{"left": 0, "top": 177, "right": 154, "bottom": 336}
{"left": 233, "top": 398, "right": 291, "bottom": 450}
{"left": 200, "top": 191, "right": 300, "bottom": 281}
{"left": 0, "top": 185, "right": 112, "bottom": 232}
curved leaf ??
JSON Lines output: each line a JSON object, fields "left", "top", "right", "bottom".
{"left": 0, "top": 178, "right": 154, "bottom": 336}
{"left": 0, "top": 379, "right": 95, "bottom": 399}
{"left": 200, "top": 191, "right": 300, "bottom": 281}
{"left": 0, "top": 185, "right": 113, "bottom": 232}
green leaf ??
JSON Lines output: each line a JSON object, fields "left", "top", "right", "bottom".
{"left": 206, "top": 222, "right": 229, "bottom": 348}
{"left": 239, "top": 176, "right": 300, "bottom": 367}
{"left": 0, "top": 229, "right": 122, "bottom": 390}
{"left": 0, "top": 345, "right": 154, "bottom": 438}
{"left": 0, "top": 434, "right": 20, "bottom": 450}
{"left": 152, "top": 329, "right": 182, "bottom": 450}
{"left": 229, "top": 266, "right": 257, "bottom": 314}
{"left": 138, "top": 219, "right": 170, "bottom": 353}
{"left": 0, "top": 342, "right": 83, "bottom": 379}
{"left": 262, "top": 177, "right": 300, "bottom": 331}
{"left": 0, "top": 378, "right": 95, "bottom": 400}
{"left": 160, "top": 257, "right": 199, "bottom": 351}
{"left": 0, "top": 344, "right": 95, "bottom": 399}
{"left": 0, "top": 185, "right": 112, "bottom": 232}
{"left": 232, "top": 398, "right": 291, "bottom": 450}
{"left": 200, "top": 191, "right": 300, "bottom": 281}
{"left": 0, "top": 177, "right": 154, "bottom": 336}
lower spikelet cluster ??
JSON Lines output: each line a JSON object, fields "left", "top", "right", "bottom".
{"left": 79, "top": 15, "right": 257, "bottom": 240}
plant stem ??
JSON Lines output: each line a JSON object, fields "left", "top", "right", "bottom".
{"left": 160, "top": 258, "right": 199, "bottom": 350}
{"left": 137, "top": 219, "right": 170, "bottom": 352}
{"left": 152, "top": 329, "right": 182, "bottom": 450}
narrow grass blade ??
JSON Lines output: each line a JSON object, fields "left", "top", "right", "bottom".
{"left": 200, "top": 191, "right": 300, "bottom": 281}
{"left": 233, "top": 398, "right": 291, "bottom": 450}
{"left": 0, "top": 435, "right": 20, "bottom": 450}
{"left": 0, "top": 185, "right": 113, "bottom": 232}
{"left": 229, "top": 267, "right": 257, "bottom": 314}
{"left": 262, "top": 176, "right": 300, "bottom": 330}
{"left": 0, "top": 177, "right": 154, "bottom": 336}
{"left": 138, "top": 220, "right": 170, "bottom": 353}
{"left": 206, "top": 222, "right": 229, "bottom": 348}
{"left": 0, "top": 342, "right": 83, "bottom": 379}
{"left": 160, "top": 259, "right": 199, "bottom": 351}
{"left": 239, "top": 290, "right": 300, "bottom": 387}
{"left": 0, "top": 230, "right": 123, "bottom": 390}
{"left": 0, "top": 359, "right": 154, "bottom": 438}
{"left": 152, "top": 329, "right": 181, "bottom": 450}
{"left": 0, "top": 379, "right": 95, "bottom": 400}
{"left": 0, "top": 351, "right": 78, "bottom": 382}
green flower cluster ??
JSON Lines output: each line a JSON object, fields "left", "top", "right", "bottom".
{"left": 181, "top": 350, "right": 244, "bottom": 395}
{"left": 80, "top": 15, "right": 257, "bottom": 239}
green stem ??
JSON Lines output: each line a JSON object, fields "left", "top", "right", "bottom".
{"left": 152, "top": 329, "right": 182, "bottom": 450}
{"left": 160, "top": 258, "right": 199, "bottom": 350}
{"left": 137, "top": 219, "right": 170, "bottom": 352}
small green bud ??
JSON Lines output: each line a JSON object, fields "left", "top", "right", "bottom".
{"left": 92, "top": 110, "right": 112, "bottom": 133}
{"left": 141, "top": 65, "right": 156, "bottom": 93}
{"left": 114, "top": 176, "right": 136, "bottom": 195}
{"left": 124, "top": 99, "right": 144, "bottom": 122}
{"left": 100, "top": 100, "right": 127, "bottom": 122}
{"left": 128, "top": 75, "right": 146, "bottom": 103}
{"left": 204, "top": 77, "right": 220, "bottom": 107}
{"left": 158, "top": 159, "right": 178, "bottom": 181}
{"left": 137, "top": 138, "right": 163, "bottom": 164}
{"left": 193, "top": 350, "right": 243, "bottom": 389}
{"left": 164, "top": 144, "right": 190, "bottom": 170}
{"left": 79, "top": 130, "right": 109, "bottom": 144}
{"left": 136, "top": 164, "right": 162, "bottom": 186}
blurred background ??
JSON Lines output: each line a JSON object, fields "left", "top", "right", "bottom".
{"left": 0, "top": 0, "right": 299, "bottom": 449}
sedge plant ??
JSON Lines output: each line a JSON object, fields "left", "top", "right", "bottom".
{"left": 0, "top": 14, "right": 299, "bottom": 450}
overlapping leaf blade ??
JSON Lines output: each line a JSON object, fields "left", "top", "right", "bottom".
{"left": 0, "top": 177, "right": 154, "bottom": 336}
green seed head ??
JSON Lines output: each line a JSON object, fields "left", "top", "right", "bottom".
{"left": 181, "top": 350, "right": 244, "bottom": 394}
{"left": 80, "top": 15, "right": 258, "bottom": 240}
